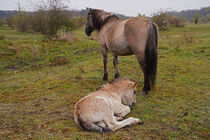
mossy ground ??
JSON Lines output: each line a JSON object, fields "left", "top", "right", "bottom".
{"left": 0, "top": 23, "right": 209, "bottom": 139}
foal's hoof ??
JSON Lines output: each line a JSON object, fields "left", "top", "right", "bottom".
{"left": 97, "top": 127, "right": 104, "bottom": 133}
{"left": 138, "top": 120, "right": 144, "bottom": 125}
{"left": 141, "top": 91, "right": 148, "bottom": 96}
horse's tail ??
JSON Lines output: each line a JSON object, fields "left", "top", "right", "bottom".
{"left": 145, "top": 22, "right": 158, "bottom": 88}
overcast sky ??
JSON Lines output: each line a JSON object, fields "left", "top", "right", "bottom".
{"left": 1, "top": 0, "right": 210, "bottom": 16}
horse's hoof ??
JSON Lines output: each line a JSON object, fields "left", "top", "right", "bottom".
{"left": 141, "top": 91, "right": 148, "bottom": 96}
{"left": 103, "top": 74, "right": 108, "bottom": 81}
{"left": 114, "top": 73, "right": 120, "bottom": 79}
{"left": 103, "top": 78, "right": 107, "bottom": 81}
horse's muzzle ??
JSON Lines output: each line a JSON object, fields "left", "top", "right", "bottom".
{"left": 85, "top": 26, "right": 91, "bottom": 36}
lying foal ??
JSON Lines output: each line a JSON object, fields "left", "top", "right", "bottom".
{"left": 74, "top": 78, "right": 143, "bottom": 133}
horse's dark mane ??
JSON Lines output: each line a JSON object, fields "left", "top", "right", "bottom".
{"left": 90, "top": 9, "right": 119, "bottom": 31}
{"left": 96, "top": 78, "right": 136, "bottom": 91}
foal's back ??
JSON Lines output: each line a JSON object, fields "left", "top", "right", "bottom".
{"left": 74, "top": 90, "right": 113, "bottom": 130}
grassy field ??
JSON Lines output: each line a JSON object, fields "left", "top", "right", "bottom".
{"left": 0, "top": 23, "right": 209, "bottom": 139}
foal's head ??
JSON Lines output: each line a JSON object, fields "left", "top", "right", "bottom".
{"left": 119, "top": 79, "right": 138, "bottom": 107}
{"left": 85, "top": 9, "right": 119, "bottom": 36}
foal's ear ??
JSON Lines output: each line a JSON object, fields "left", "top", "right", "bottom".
{"left": 133, "top": 81, "right": 138, "bottom": 88}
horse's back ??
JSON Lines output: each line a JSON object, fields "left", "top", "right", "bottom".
{"left": 102, "top": 17, "right": 150, "bottom": 56}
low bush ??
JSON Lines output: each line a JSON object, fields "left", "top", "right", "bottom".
{"left": 152, "top": 12, "right": 185, "bottom": 30}
{"left": 152, "top": 12, "right": 169, "bottom": 30}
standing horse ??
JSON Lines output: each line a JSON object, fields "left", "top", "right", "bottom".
{"left": 85, "top": 9, "right": 158, "bottom": 95}
{"left": 74, "top": 78, "right": 143, "bottom": 133}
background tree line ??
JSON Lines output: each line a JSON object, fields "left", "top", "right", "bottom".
{"left": 1, "top": 2, "right": 210, "bottom": 34}
{"left": 3, "top": 0, "right": 86, "bottom": 39}
{"left": 166, "top": 6, "right": 210, "bottom": 22}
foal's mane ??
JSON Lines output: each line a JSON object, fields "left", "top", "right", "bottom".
{"left": 96, "top": 78, "right": 136, "bottom": 91}
{"left": 90, "top": 9, "right": 119, "bottom": 31}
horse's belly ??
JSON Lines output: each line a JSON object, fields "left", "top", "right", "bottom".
{"left": 109, "top": 45, "right": 133, "bottom": 56}
{"left": 108, "top": 39, "right": 133, "bottom": 56}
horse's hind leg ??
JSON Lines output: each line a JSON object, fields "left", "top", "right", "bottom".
{"left": 141, "top": 63, "right": 151, "bottom": 95}
{"left": 113, "top": 55, "right": 120, "bottom": 79}
{"left": 136, "top": 56, "right": 151, "bottom": 95}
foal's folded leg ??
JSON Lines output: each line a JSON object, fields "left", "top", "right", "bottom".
{"left": 104, "top": 111, "right": 142, "bottom": 131}
{"left": 114, "top": 104, "right": 130, "bottom": 118}
{"left": 106, "top": 117, "right": 142, "bottom": 131}
{"left": 114, "top": 116, "right": 124, "bottom": 121}
{"left": 96, "top": 121, "right": 110, "bottom": 132}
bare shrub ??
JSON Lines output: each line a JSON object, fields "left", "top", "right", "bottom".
{"left": 30, "top": 0, "right": 70, "bottom": 38}
{"left": 16, "top": 3, "right": 33, "bottom": 32}
{"left": 6, "top": 16, "right": 17, "bottom": 29}
{"left": 5, "top": 1, "right": 84, "bottom": 36}
{"left": 71, "top": 17, "right": 86, "bottom": 29}
{"left": 200, "top": 17, "right": 208, "bottom": 23}
{"left": 17, "top": 12, "right": 33, "bottom": 32}
{"left": 152, "top": 12, "right": 169, "bottom": 30}
{"left": 167, "top": 16, "right": 185, "bottom": 27}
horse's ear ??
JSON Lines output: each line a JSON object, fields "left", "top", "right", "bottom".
{"left": 133, "top": 81, "right": 138, "bottom": 88}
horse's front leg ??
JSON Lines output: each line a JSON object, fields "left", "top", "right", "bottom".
{"left": 113, "top": 55, "right": 120, "bottom": 79}
{"left": 101, "top": 46, "right": 108, "bottom": 81}
{"left": 102, "top": 53, "right": 108, "bottom": 81}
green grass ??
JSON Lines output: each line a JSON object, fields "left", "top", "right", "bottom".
{"left": 0, "top": 23, "right": 209, "bottom": 139}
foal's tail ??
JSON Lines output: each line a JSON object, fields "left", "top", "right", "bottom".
{"left": 145, "top": 22, "right": 158, "bottom": 88}
{"left": 74, "top": 114, "right": 104, "bottom": 133}
{"left": 74, "top": 105, "right": 105, "bottom": 133}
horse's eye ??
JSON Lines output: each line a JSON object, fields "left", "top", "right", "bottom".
{"left": 134, "top": 91, "right": 137, "bottom": 94}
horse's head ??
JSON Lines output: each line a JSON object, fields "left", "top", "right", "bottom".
{"left": 121, "top": 80, "right": 138, "bottom": 107}
{"left": 85, "top": 9, "right": 95, "bottom": 36}
{"left": 85, "top": 9, "right": 118, "bottom": 36}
